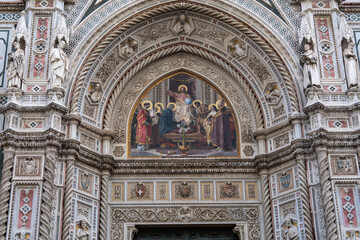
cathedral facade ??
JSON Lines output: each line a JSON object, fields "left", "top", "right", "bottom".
{"left": 0, "top": 0, "right": 360, "bottom": 239}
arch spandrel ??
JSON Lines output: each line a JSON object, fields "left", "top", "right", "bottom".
{"left": 109, "top": 53, "right": 257, "bottom": 159}
{"left": 67, "top": 1, "right": 303, "bottom": 124}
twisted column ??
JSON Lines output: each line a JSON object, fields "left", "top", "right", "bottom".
{"left": 39, "top": 154, "right": 56, "bottom": 240}
{"left": 259, "top": 170, "right": 273, "bottom": 240}
{"left": 62, "top": 160, "right": 75, "bottom": 240}
{"left": 297, "top": 159, "right": 315, "bottom": 240}
{"left": 99, "top": 170, "right": 110, "bottom": 239}
{"left": 316, "top": 149, "right": 338, "bottom": 240}
{"left": 0, "top": 151, "right": 14, "bottom": 238}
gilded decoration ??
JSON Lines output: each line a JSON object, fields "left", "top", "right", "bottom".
{"left": 128, "top": 72, "right": 239, "bottom": 158}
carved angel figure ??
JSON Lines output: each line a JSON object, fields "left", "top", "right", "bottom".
{"left": 228, "top": 40, "right": 246, "bottom": 59}
{"left": 7, "top": 41, "right": 25, "bottom": 88}
{"left": 300, "top": 44, "right": 320, "bottom": 88}
{"left": 50, "top": 40, "right": 68, "bottom": 88}
{"left": 89, "top": 83, "right": 102, "bottom": 103}
{"left": 120, "top": 39, "right": 138, "bottom": 58}
{"left": 344, "top": 41, "right": 360, "bottom": 87}
{"left": 172, "top": 13, "right": 191, "bottom": 35}
{"left": 76, "top": 220, "right": 90, "bottom": 240}
{"left": 281, "top": 217, "right": 299, "bottom": 240}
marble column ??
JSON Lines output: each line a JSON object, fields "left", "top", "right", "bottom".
{"left": 259, "top": 169, "right": 273, "bottom": 240}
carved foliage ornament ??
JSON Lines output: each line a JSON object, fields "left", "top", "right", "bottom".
{"left": 111, "top": 207, "right": 260, "bottom": 240}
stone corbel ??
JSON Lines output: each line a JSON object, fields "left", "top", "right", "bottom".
{"left": 127, "top": 225, "right": 138, "bottom": 240}
{"left": 233, "top": 223, "right": 247, "bottom": 240}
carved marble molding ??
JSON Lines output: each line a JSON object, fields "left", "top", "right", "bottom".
{"left": 110, "top": 206, "right": 261, "bottom": 240}
{"left": 67, "top": 0, "right": 301, "bottom": 121}
{"left": 109, "top": 52, "right": 255, "bottom": 144}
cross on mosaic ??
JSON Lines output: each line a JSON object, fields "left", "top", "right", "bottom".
{"left": 0, "top": 0, "right": 360, "bottom": 240}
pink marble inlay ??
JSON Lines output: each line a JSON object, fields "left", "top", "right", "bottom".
{"left": 340, "top": 188, "right": 358, "bottom": 227}
{"left": 17, "top": 190, "right": 33, "bottom": 228}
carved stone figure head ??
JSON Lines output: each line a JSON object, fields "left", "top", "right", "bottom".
{"left": 59, "top": 40, "right": 66, "bottom": 49}
{"left": 179, "top": 13, "right": 186, "bottom": 24}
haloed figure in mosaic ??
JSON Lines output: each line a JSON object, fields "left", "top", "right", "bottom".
{"left": 136, "top": 101, "right": 152, "bottom": 151}
{"left": 130, "top": 73, "right": 238, "bottom": 157}
{"left": 50, "top": 40, "right": 68, "bottom": 88}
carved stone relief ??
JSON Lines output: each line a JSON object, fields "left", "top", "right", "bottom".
{"left": 246, "top": 52, "right": 274, "bottom": 85}
{"left": 135, "top": 20, "right": 172, "bottom": 46}
{"left": 110, "top": 206, "right": 261, "bottom": 240}
{"left": 192, "top": 19, "right": 230, "bottom": 46}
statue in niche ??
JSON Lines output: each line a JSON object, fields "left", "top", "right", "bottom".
{"left": 50, "top": 15, "right": 69, "bottom": 89}
{"left": 120, "top": 38, "right": 138, "bottom": 58}
{"left": 50, "top": 40, "right": 68, "bottom": 88}
{"left": 172, "top": 13, "right": 192, "bottom": 35}
{"left": 339, "top": 15, "right": 360, "bottom": 88}
{"left": 299, "top": 14, "right": 320, "bottom": 89}
{"left": 300, "top": 43, "right": 321, "bottom": 89}
{"left": 281, "top": 216, "right": 299, "bottom": 240}
{"left": 7, "top": 41, "right": 25, "bottom": 89}
{"left": 7, "top": 11, "right": 27, "bottom": 90}
{"left": 12, "top": 11, "right": 28, "bottom": 45}
{"left": 88, "top": 82, "right": 102, "bottom": 103}
{"left": 76, "top": 220, "right": 90, "bottom": 240}
{"left": 343, "top": 41, "right": 360, "bottom": 87}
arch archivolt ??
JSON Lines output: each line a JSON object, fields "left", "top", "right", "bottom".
{"left": 68, "top": 1, "right": 302, "bottom": 122}
{"left": 78, "top": 11, "right": 297, "bottom": 134}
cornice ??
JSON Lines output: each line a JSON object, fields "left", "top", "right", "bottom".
{"left": 303, "top": 101, "right": 360, "bottom": 114}
{"left": 0, "top": 128, "right": 65, "bottom": 149}
{"left": 112, "top": 158, "right": 256, "bottom": 175}
{"left": 254, "top": 113, "right": 308, "bottom": 139}
{"left": 255, "top": 139, "right": 313, "bottom": 170}
{"left": 0, "top": 101, "right": 68, "bottom": 114}
{"left": 0, "top": 2, "right": 25, "bottom": 12}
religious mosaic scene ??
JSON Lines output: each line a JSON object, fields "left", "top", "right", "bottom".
{"left": 0, "top": 0, "right": 360, "bottom": 240}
